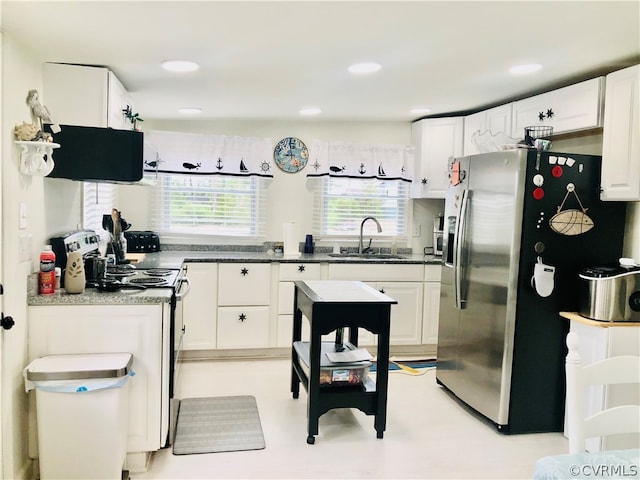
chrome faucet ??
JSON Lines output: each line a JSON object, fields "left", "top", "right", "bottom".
{"left": 359, "top": 216, "right": 382, "bottom": 254}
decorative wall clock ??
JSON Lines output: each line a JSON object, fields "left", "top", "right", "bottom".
{"left": 274, "top": 137, "right": 308, "bottom": 173}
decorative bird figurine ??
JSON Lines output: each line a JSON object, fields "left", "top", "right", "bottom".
{"left": 26, "top": 89, "right": 61, "bottom": 134}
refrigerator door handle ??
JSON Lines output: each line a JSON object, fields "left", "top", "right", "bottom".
{"left": 454, "top": 189, "right": 468, "bottom": 309}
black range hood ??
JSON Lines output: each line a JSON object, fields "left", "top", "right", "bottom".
{"left": 44, "top": 124, "right": 144, "bottom": 183}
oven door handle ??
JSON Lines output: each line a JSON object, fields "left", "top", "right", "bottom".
{"left": 175, "top": 276, "right": 190, "bottom": 300}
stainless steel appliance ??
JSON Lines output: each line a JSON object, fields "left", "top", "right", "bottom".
{"left": 436, "top": 149, "right": 627, "bottom": 433}
{"left": 579, "top": 265, "right": 640, "bottom": 321}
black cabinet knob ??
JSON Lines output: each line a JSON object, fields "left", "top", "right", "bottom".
{"left": 1, "top": 314, "right": 15, "bottom": 330}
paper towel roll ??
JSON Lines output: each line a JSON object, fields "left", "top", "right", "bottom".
{"left": 283, "top": 222, "right": 300, "bottom": 258}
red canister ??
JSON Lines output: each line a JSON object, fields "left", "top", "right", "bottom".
{"left": 38, "top": 245, "right": 56, "bottom": 295}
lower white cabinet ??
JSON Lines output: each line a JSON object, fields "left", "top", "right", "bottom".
{"left": 601, "top": 64, "right": 640, "bottom": 201}
{"left": 328, "top": 263, "right": 424, "bottom": 345}
{"left": 217, "top": 263, "right": 272, "bottom": 348}
{"left": 422, "top": 265, "right": 442, "bottom": 344}
{"left": 276, "top": 263, "right": 322, "bottom": 347}
{"left": 217, "top": 306, "right": 270, "bottom": 349}
{"left": 182, "top": 263, "right": 218, "bottom": 350}
{"left": 28, "top": 304, "right": 169, "bottom": 457}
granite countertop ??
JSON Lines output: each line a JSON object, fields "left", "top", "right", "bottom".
{"left": 27, "top": 274, "right": 172, "bottom": 306}
{"left": 132, "top": 250, "right": 442, "bottom": 270}
{"left": 28, "top": 250, "right": 443, "bottom": 306}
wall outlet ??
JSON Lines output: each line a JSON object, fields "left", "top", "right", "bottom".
{"left": 413, "top": 224, "right": 421, "bottom": 237}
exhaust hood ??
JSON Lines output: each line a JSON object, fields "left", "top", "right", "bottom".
{"left": 44, "top": 124, "right": 144, "bottom": 183}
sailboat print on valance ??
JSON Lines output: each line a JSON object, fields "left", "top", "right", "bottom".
{"left": 144, "top": 130, "right": 274, "bottom": 178}
{"left": 306, "top": 140, "right": 414, "bottom": 182}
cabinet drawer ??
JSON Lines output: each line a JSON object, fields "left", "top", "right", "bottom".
{"left": 217, "top": 306, "right": 270, "bottom": 349}
{"left": 218, "top": 263, "right": 271, "bottom": 305}
{"left": 278, "top": 263, "right": 322, "bottom": 281}
{"left": 328, "top": 263, "right": 423, "bottom": 282}
{"left": 425, "top": 264, "right": 442, "bottom": 282}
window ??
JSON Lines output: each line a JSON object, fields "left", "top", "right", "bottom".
{"left": 83, "top": 182, "right": 117, "bottom": 233}
{"left": 151, "top": 172, "right": 268, "bottom": 238}
{"left": 313, "top": 177, "right": 408, "bottom": 237}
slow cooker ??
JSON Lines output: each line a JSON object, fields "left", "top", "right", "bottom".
{"left": 578, "top": 265, "right": 640, "bottom": 322}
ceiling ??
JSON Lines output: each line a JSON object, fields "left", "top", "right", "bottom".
{"left": 2, "top": 1, "right": 639, "bottom": 122}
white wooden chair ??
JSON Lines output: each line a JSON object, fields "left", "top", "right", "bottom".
{"left": 533, "top": 331, "right": 640, "bottom": 479}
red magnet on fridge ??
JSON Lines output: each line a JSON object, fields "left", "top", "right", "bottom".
{"left": 533, "top": 188, "right": 545, "bottom": 200}
{"left": 551, "top": 165, "right": 563, "bottom": 178}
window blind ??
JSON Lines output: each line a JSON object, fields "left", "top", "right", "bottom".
{"left": 82, "top": 182, "right": 117, "bottom": 234}
{"left": 312, "top": 177, "right": 408, "bottom": 238}
{"left": 151, "top": 173, "right": 268, "bottom": 238}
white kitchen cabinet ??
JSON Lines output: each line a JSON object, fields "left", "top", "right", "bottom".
{"left": 181, "top": 263, "right": 218, "bottom": 351}
{"left": 463, "top": 104, "right": 513, "bottom": 155}
{"left": 217, "top": 263, "right": 272, "bottom": 348}
{"left": 43, "top": 63, "right": 133, "bottom": 129}
{"left": 601, "top": 65, "right": 640, "bottom": 201}
{"left": 28, "top": 304, "right": 169, "bottom": 459}
{"left": 511, "top": 77, "right": 604, "bottom": 139}
{"left": 328, "top": 263, "right": 424, "bottom": 345}
{"left": 421, "top": 265, "right": 442, "bottom": 344}
{"left": 276, "top": 262, "right": 322, "bottom": 347}
{"left": 567, "top": 317, "right": 640, "bottom": 452}
{"left": 411, "top": 117, "right": 463, "bottom": 199}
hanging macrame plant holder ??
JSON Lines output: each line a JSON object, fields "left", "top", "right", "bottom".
{"left": 549, "top": 183, "right": 594, "bottom": 236}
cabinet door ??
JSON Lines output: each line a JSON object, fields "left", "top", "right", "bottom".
{"left": 43, "top": 63, "right": 109, "bottom": 127}
{"left": 28, "top": 304, "right": 167, "bottom": 453}
{"left": 601, "top": 65, "right": 640, "bottom": 201}
{"left": 463, "top": 105, "right": 513, "bottom": 156}
{"left": 218, "top": 263, "right": 271, "bottom": 305}
{"left": 511, "top": 77, "right": 604, "bottom": 137}
{"left": 107, "top": 71, "right": 133, "bottom": 130}
{"left": 217, "top": 306, "right": 270, "bottom": 348}
{"left": 378, "top": 282, "right": 423, "bottom": 345}
{"left": 182, "top": 263, "right": 218, "bottom": 350}
{"left": 411, "top": 117, "right": 463, "bottom": 198}
{"left": 422, "top": 281, "right": 441, "bottom": 344}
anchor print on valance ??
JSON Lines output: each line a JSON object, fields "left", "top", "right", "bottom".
{"left": 306, "top": 140, "right": 414, "bottom": 182}
{"left": 144, "top": 130, "right": 274, "bottom": 178}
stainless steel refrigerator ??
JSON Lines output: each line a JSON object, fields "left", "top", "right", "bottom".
{"left": 436, "top": 149, "right": 626, "bottom": 434}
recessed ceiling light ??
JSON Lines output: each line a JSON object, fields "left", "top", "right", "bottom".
{"left": 348, "top": 62, "right": 382, "bottom": 75}
{"left": 410, "top": 107, "right": 432, "bottom": 115}
{"left": 162, "top": 60, "right": 200, "bottom": 73}
{"left": 178, "top": 107, "right": 202, "bottom": 115}
{"left": 299, "top": 107, "right": 322, "bottom": 116}
{"left": 509, "top": 63, "right": 542, "bottom": 75}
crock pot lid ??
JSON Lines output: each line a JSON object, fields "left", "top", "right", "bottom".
{"left": 581, "top": 265, "right": 640, "bottom": 278}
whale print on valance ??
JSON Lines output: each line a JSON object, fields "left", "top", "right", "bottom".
{"left": 305, "top": 140, "right": 414, "bottom": 182}
{"left": 144, "top": 130, "right": 274, "bottom": 178}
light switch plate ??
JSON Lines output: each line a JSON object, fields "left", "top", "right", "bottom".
{"left": 413, "top": 224, "right": 421, "bottom": 237}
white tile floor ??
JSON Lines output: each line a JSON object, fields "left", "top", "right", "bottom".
{"left": 131, "top": 358, "right": 568, "bottom": 480}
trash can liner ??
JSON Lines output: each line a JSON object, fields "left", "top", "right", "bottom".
{"left": 24, "top": 371, "right": 135, "bottom": 393}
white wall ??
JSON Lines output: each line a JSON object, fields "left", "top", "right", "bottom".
{"left": 1, "top": 33, "right": 48, "bottom": 480}
{"left": 118, "top": 119, "right": 441, "bottom": 251}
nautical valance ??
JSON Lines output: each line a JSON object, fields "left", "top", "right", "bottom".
{"left": 144, "top": 130, "right": 274, "bottom": 178}
{"left": 305, "top": 140, "right": 414, "bottom": 182}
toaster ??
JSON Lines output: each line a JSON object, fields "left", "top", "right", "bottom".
{"left": 124, "top": 231, "right": 161, "bottom": 253}
{"left": 578, "top": 265, "right": 640, "bottom": 322}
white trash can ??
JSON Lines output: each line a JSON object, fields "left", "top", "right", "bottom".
{"left": 25, "top": 353, "right": 134, "bottom": 480}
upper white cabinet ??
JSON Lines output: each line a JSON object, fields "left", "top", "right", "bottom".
{"left": 511, "top": 77, "right": 604, "bottom": 138}
{"left": 463, "top": 104, "right": 513, "bottom": 156}
{"left": 43, "top": 63, "right": 133, "bottom": 129}
{"left": 601, "top": 65, "right": 640, "bottom": 201}
{"left": 411, "top": 117, "right": 463, "bottom": 199}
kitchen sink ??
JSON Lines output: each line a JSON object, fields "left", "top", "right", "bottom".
{"left": 327, "top": 253, "right": 406, "bottom": 259}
